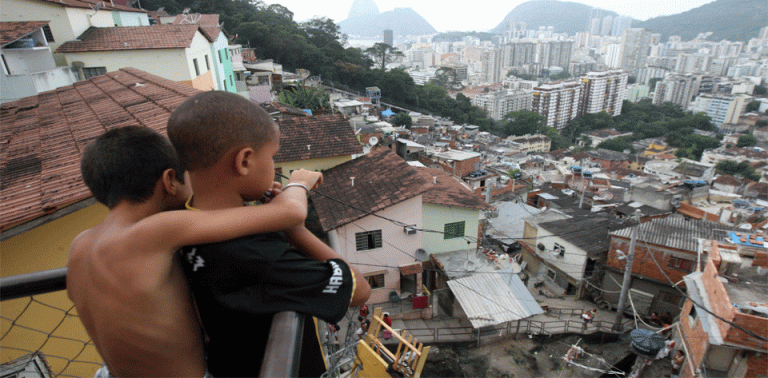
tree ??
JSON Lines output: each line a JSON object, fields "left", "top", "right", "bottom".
{"left": 365, "top": 43, "right": 404, "bottom": 70}
{"left": 391, "top": 112, "right": 412, "bottom": 128}
{"left": 501, "top": 110, "right": 545, "bottom": 137}
{"left": 278, "top": 85, "right": 329, "bottom": 111}
{"left": 737, "top": 134, "right": 758, "bottom": 147}
{"left": 746, "top": 101, "right": 761, "bottom": 113}
{"left": 597, "top": 137, "right": 636, "bottom": 153}
{"left": 716, "top": 160, "right": 760, "bottom": 181}
{"left": 754, "top": 85, "right": 767, "bottom": 96}
{"left": 432, "top": 67, "right": 463, "bottom": 90}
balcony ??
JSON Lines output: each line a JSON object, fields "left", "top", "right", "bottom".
{"left": 0, "top": 268, "right": 304, "bottom": 377}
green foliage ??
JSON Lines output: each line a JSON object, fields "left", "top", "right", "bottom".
{"left": 746, "top": 101, "right": 760, "bottom": 113}
{"left": 716, "top": 160, "right": 760, "bottom": 181}
{"left": 278, "top": 85, "right": 329, "bottom": 111}
{"left": 501, "top": 110, "right": 545, "bottom": 136}
{"left": 596, "top": 137, "right": 636, "bottom": 153}
{"left": 737, "top": 134, "right": 758, "bottom": 147}
{"left": 666, "top": 128, "right": 721, "bottom": 161}
{"left": 756, "top": 120, "right": 768, "bottom": 127}
{"left": 364, "top": 43, "right": 404, "bottom": 70}
{"left": 755, "top": 85, "right": 767, "bottom": 96}
{"left": 431, "top": 67, "right": 464, "bottom": 90}
{"left": 391, "top": 112, "right": 412, "bottom": 128}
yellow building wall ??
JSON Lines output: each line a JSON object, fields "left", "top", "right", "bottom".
{"left": 275, "top": 155, "right": 354, "bottom": 176}
{"left": 63, "top": 49, "right": 191, "bottom": 81}
{"left": 190, "top": 70, "right": 214, "bottom": 91}
{"left": 1, "top": 203, "right": 108, "bottom": 377}
{"left": 353, "top": 341, "right": 391, "bottom": 378}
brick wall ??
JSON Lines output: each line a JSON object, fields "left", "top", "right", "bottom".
{"left": 678, "top": 300, "right": 710, "bottom": 378}
{"left": 745, "top": 351, "right": 768, "bottom": 377}
{"left": 607, "top": 237, "right": 696, "bottom": 287}
{"left": 725, "top": 312, "right": 768, "bottom": 351}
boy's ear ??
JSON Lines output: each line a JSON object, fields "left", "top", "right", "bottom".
{"left": 234, "top": 147, "right": 255, "bottom": 176}
{"left": 161, "top": 168, "right": 179, "bottom": 195}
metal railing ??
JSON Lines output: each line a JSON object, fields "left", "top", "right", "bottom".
{"left": 0, "top": 269, "right": 303, "bottom": 377}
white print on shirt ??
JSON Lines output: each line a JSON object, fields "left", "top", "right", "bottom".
{"left": 322, "top": 260, "right": 344, "bottom": 294}
{"left": 186, "top": 248, "right": 205, "bottom": 272}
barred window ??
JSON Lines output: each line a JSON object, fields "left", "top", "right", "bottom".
{"left": 443, "top": 221, "right": 465, "bottom": 239}
{"left": 554, "top": 242, "right": 566, "bottom": 257}
{"left": 42, "top": 25, "right": 54, "bottom": 42}
{"left": 366, "top": 273, "right": 385, "bottom": 289}
{"left": 356, "top": 230, "right": 382, "bottom": 251}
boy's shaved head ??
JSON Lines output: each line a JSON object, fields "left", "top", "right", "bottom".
{"left": 167, "top": 91, "right": 278, "bottom": 171}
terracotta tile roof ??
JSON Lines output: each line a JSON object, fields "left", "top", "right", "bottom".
{"left": 55, "top": 24, "right": 212, "bottom": 53}
{"left": 274, "top": 114, "right": 362, "bottom": 163}
{"left": 676, "top": 203, "right": 719, "bottom": 222}
{"left": 714, "top": 175, "right": 743, "bottom": 186}
{"left": 0, "top": 21, "right": 49, "bottom": 47}
{"left": 310, "top": 148, "right": 430, "bottom": 231}
{"left": 414, "top": 167, "right": 492, "bottom": 211}
{"left": 173, "top": 14, "right": 221, "bottom": 40}
{"left": 33, "top": 0, "right": 147, "bottom": 13}
{"left": 0, "top": 68, "right": 200, "bottom": 230}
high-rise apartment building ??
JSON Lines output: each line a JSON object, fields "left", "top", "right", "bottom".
{"left": 383, "top": 29, "right": 393, "bottom": 46}
{"left": 589, "top": 18, "right": 601, "bottom": 35}
{"left": 537, "top": 41, "right": 573, "bottom": 68}
{"left": 690, "top": 93, "right": 753, "bottom": 126}
{"left": 604, "top": 44, "right": 622, "bottom": 68}
{"left": 601, "top": 16, "right": 613, "bottom": 36}
{"left": 532, "top": 80, "right": 582, "bottom": 130}
{"left": 579, "top": 69, "right": 628, "bottom": 116}
{"left": 652, "top": 73, "right": 697, "bottom": 110}
{"left": 474, "top": 90, "right": 533, "bottom": 120}
{"left": 618, "top": 28, "right": 652, "bottom": 75}
{"left": 482, "top": 48, "right": 504, "bottom": 84}
{"left": 675, "top": 53, "right": 710, "bottom": 73}
{"left": 611, "top": 16, "right": 633, "bottom": 37}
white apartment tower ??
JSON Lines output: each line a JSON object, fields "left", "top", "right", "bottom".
{"left": 579, "top": 70, "right": 628, "bottom": 116}
{"left": 482, "top": 48, "right": 504, "bottom": 84}
{"left": 532, "top": 80, "right": 582, "bottom": 130}
{"left": 474, "top": 90, "right": 533, "bottom": 120}
{"left": 691, "top": 93, "right": 753, "bottom": 127}
{"left": 618, "top": 28, "right": 652, "bottom": 75}
{"left": 652, "top": 73, "right": 697, "bottom": 110}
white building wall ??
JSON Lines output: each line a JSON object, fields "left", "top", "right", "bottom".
{"left": 329, "top": 196, "right": 423, "bottom": 304}
{"left": 422, "top": 203, "right": 481, "bottom": 254}
{"left": 62, "top": 48, "right": 191, "bottom": 81}
{"left": 535, "top": 228, "right": 587, "bottom": 282}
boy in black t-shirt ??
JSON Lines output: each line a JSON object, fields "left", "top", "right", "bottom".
{"left": 167, "top": 91, "right": 371, "bottom": 377}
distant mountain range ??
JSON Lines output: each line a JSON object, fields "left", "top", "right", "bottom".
{"left": 338, "top": 1, "right": 437, "bottom": 38}
{"left": 634, "top": 0, "right": 767, "bottom": 42}
{"left": 492, "top": 0, "right": 765, "bottom": 42}
{"left": 491, "top": 0, "right": 625, "bottom": 35}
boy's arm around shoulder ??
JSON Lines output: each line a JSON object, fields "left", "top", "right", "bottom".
{"left": 131, "top": 170, "right": 323, "bottom": 252}
{"left": 284, "top": 226, "right": 371, "bottom": 306}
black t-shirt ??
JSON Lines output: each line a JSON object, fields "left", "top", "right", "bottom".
{"left": 180, "top": 232, "right": 355, "bottom": 377}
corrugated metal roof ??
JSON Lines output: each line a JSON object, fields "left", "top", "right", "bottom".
{"left": 446, "top": 273, "right": 543, "bottom": 328}
{"left": 611, "top": 215, "right": 735, "bottom": 253}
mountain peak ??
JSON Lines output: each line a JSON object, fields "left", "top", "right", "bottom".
{"left": 347, "top": 0, "right": 380, "bottom": 20}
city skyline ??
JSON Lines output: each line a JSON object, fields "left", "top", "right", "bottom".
{"left": 262, "top": 0, "right": 718, "bottom": 33}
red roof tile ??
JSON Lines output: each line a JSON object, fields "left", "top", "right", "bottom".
{"left": 310, "top": 149, "right": 430, "bottom": 231}
{"left": 274, "top": 114, "right": 362, "bottom": 163}
{"left": 0, "top": 21, "right": 49, "bottom": 47}
{"left": 0, "top": 68, "right": 200, "bottom": 230}
{"left": 415, "top": 167, "right": 492, "bottom": 210}
{"left": 33, "top": 0, "right": 147, "bottom": 13}
{"left": 55, "top": 24, "right": 211, "bottom": 53}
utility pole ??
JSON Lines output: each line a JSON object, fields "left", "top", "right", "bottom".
{"left": 612, "top": 209, "right": 641, "bottom": 332}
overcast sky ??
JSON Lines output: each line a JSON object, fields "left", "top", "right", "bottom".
{"left": 262, "top": 0, "right": 717, "bottom": 32}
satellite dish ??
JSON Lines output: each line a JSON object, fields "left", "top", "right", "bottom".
{"left": 296, "top": 69, "right": 310, "bottom": 81}
{"left": 369, "top": 136, "right": 379, "bottom": 146}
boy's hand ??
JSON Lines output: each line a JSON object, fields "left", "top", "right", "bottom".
{"left": 260, "top": 181, "right": 283, "bottom": 203}
{"left": 289, "top": 169, "right": 323, "bottom": 190}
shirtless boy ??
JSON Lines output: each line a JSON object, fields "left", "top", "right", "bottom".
{"left": 67, "top": 125, "right": 323, "bottom": 377}
{"left": 167, "top": 91, "right": 371, "bottom": 376}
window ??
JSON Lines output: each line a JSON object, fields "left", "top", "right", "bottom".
{"left": 366, "top": 273, "right": 385, "bottom": 289}
{"left": 223, "top": 80, "right": 227, "bottom": 91}
{"left": 356, "top": 230, "right": 382, "bottom": 251}
{"left": 230, "top": 75, "right": 234, "bottom": 87}
{"left": 1, "top": 54, "right": 9, "bottom": 75}
{"left": 205, "top": 54, "right": 210, "bottom": 70}
{"left": 42, "top": 25, "right": 54, "bottom": 42}
{"left": 669, "top": 256, "right": 695, "bottom": 272}
{"left": 81, "top": 67, "right": 106, "bottom": 79}
{"left": 218, "top": 50, "right": 222, "bottom": 63}
{"left": 688, "top": 305, "right": 698, "bottom": 328}
{"left": 443, "top": 221, "right": 465, "bottom": 239}
{"left": 546, "top": 268, "right": 556, "bottom": 280}
{"left": 193, "top": 58, "right": 200, "bottom": 76}
{"left": 554, "top": 242, "right": 566, "bottom": 257}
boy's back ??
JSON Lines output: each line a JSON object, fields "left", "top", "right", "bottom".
{"left": 68, "top": 218, "right": 205, "bottom": 377}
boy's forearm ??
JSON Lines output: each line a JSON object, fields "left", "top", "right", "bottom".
{"left": 285, "top": 226, "right": 371, "bottom": 306}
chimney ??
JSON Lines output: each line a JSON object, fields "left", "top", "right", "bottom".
{"left": 433, "top": 176, "right": 437, "bottom": 184}
{"left": 350, "top": 177, "right": 355, "bottom": 186}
